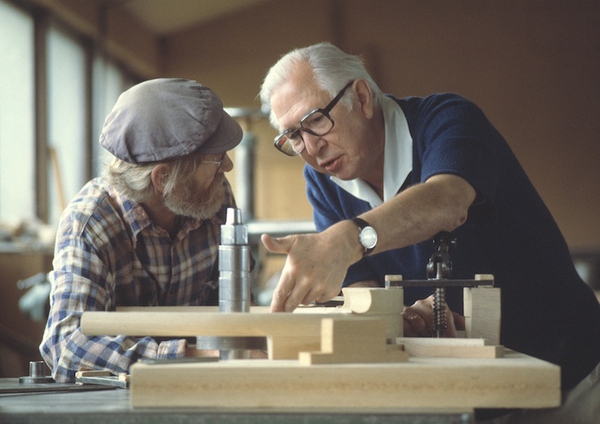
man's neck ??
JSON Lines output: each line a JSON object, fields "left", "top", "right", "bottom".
{"left": 142, "top": 196, "right": 180, "bottom": 238}
{"left": 360, "top": 106, "right": 386, "bottom": 196}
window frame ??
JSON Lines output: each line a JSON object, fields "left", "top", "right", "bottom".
{"left": 1, "top": 0, "right": 139, "bottom": 225}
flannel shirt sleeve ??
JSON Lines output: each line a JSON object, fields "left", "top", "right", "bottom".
{"left": 39, "top": 217, "right": 187, "bottom": 383}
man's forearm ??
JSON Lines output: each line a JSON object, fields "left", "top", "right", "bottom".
{"left": 354, "top": 174, "right": 476, "bottom": 255}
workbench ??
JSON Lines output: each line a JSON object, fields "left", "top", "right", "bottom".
{"left": 1, "top": 287, "right": 559, "bottom": 423}
{"left": 0, "top": 379, "right": 473, "bottom": 424}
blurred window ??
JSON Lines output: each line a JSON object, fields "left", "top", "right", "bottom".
{"left": 92, "top": 56, "right": 132, "bottom": 177}
{"left": 0, "top": 1, "right": 36, "bottom": 224}
{"left": 0, "top": 0, "right": 137, "bottom": 228}
{"left": 46, "top": 23, "right": 87, "bottom": 223}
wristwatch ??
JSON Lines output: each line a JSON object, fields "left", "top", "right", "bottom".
{"left": 350, "top": 217, "right": 378, "bottom": 257}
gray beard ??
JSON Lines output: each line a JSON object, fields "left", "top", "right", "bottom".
{"left": 163, "top": 174, "right": 226, "bottom": 221}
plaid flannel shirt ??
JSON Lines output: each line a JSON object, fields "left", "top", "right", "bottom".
{"left": 40, "top": 177, "right": 235, "bottom": 382}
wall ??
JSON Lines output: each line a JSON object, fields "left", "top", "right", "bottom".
{"left": 163, "top": 0, "right": 600, "bottom": 253}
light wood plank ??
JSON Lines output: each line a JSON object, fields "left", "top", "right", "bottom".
{"left": 130, "top": 351, "right": 560, "bottom": 410}
{"left": 463, "top": 286, "right": 501, "bottom": 344}
{"left": 82, "top": 311, "right": 326, "bottom": 338}
{"left": 397, "top": 337, "right": 503, "bottom": 358}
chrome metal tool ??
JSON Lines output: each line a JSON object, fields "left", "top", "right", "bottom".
{"left": 218, "top": 207, "right": 251, "bottom": 314}
{"left": 196, "top": 207, "right": 266, "bottom": 359}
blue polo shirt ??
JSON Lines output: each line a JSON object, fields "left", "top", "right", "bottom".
{"left": 304, "top": 93, "right": 600, "bottom": 390}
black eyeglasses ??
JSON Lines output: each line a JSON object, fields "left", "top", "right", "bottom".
{"left": 273, "top": 80, "right": 355, "bottom": 156}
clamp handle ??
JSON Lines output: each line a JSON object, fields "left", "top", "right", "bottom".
{"left": 426, "top": 231, "right": 456, "bottom": 280}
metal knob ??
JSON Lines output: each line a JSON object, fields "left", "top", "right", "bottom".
{"left": 19, "top": 361, "right": 54, "bottom": 384}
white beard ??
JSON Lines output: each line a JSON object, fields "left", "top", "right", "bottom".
{"left": 163, "top": 174, "right": 226, "bottom": 220}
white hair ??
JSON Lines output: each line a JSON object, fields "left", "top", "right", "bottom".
{"left": 103, "top": 154, "right": 202, "bottom": 203}
{"left": 259, "top": 42, "right": 383, "bottom": 128}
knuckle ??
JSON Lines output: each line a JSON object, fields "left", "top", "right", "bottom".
{"left": 414, "top": 299, "right": 428, "bottom": 308}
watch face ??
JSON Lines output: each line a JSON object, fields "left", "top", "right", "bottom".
{"left": 360, "top": 227, "right": 378, "bottom": 249}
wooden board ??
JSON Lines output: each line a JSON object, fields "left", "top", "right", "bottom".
{"left": 130, "top": 351, "right": 560, "bottom": 410}
{"left": 82, "top": 310, "right": 326, "bottom": 359}
{"left": 398, "top": 337, "right": 503, "bottom": 359}
{"left": 82, "top": 288, "right": 406, "bottom": 360}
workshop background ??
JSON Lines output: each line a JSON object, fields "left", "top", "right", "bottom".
{"left": 1, "top": 0, "right": 599, "bottom": 378}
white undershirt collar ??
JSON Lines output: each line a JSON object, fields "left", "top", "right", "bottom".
{"left": 331, "top": 96, "right": 412, "bottom": 208}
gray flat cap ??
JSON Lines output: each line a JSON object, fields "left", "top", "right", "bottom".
{"left": 100, "top": 78, "right": 243, "bottom": 163}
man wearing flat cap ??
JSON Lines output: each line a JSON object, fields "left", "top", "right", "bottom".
{"left": 40, "top": 78, "right": 244, "bottom": 382}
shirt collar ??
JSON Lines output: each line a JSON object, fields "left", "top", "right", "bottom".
{"left": 107, "top": 182, "right": 206, "bottom": 242}
{"left": 331, "top": 96, "right": 412, "bottom": 207}
{"left": 108, "top": 184, "right": 152, "bottom": 240}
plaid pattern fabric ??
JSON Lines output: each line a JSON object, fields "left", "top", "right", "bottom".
{"left": 40, "top": 177, "right": 234, "bottom": 382}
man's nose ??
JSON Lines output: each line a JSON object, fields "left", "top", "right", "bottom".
{"left": 220, "top": 153, "right": 234, "bottom": 173}
{"left": 302, "top": 132, "right": 326, "bottom": 156}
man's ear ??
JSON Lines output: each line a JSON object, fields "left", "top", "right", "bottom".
{"left": 354, "top": 78, "right": 374, "bottom": 119}
{"left": 150, "top": 164, "right": 169, "bottom": 193}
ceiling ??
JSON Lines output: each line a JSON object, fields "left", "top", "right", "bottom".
{"left": 121, "top": 0, "right": 271, "bottom": 36}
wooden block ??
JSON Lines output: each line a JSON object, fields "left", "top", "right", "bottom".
{"left": 464, "top": 286, "right": 501, "bottom": 344}
{"left": 339, "top": 287, "right": 404, "bottom": 339}
{"left": 294, "top": 287, "right": 404, "bottom": 339}
{"left": 397, "top": 337, "right": 504, "bottom": 358}
{"left": 322, "top": 318, "right": 384, "bottom": 352}
{"left": 267, "top": 336, "right": 321, "bottom": 360}
{"left": 474, "top": 274, "right": 495, "bottom": 282}
{"left": 339, "top": 287, "right": 403, "bottom": 314}
{"left": 299, "top": 318, "right": 408, "bottom": 365}
{"left": 385, "top": 274, "right": 404, "bottom": 284}
{"left": 130, "top": 351, "right": 560, "bottom": 410}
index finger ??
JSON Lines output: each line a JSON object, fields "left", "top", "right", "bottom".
{"left": 270, "top": 281, "right": 290, "bottom": 312}
{"left": 270, "top": 264, "right": 305, "bottom": 312}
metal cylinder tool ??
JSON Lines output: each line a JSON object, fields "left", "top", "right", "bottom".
{"left": 219, "top": 207, "right": 251, "bottom": 314}
{"left": 19, "top": 361, "right": 54, "bottom": 384}
{"left": 196, "top": 207, "right": 265, "bottom": 359}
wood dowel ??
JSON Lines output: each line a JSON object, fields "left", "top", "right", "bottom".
{"left": 81, "top": 310, "right": 340, "bottom": 338}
